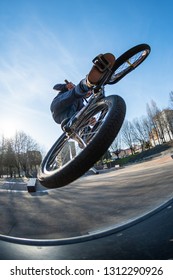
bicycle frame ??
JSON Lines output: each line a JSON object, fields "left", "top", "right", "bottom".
{"left": 65, "top": 86, "right": 105, "bottom": 131}
{"left": 63, "top": 86, "right": 106, "bottom": 148}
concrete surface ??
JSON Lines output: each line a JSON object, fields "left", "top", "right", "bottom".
{"left": 0, "top": 153, "right": 173, "bottom": 240}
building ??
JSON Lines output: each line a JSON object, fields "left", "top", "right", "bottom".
{"left": 150, "top": 109, "right": 173, "bottom": 146}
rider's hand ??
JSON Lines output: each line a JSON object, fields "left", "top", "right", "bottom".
{"left": 85, "top": 90, "right": 93, "bottom": 98}
{"left": 66, "top": 82, "right": 75, "bottom": 90}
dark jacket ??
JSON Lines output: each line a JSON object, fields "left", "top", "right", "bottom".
{"left": 50, "top": 84, "right": 84, "bottom": 124}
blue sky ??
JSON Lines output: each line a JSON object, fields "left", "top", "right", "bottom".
{"left": 0, "top": 0, "right": 173, "bottom": 150}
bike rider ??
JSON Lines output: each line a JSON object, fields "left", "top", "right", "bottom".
{"left": 50, "top": 53, "right": 115, "bottom": 128}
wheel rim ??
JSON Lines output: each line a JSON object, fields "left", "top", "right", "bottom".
{"left": 42, "top": 102, "right": 109, "bottom": 175}
{"left": 109, "top": 48, "right": 150, "bottom": 84}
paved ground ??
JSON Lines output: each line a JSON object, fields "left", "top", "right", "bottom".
{"left": 0, "top": 150, "right": 173, "bottom": 259}
{"left": 0, "top": 152, "right": 173, "bottom": 241}
{"left": 1, "top": 197, "right": 172, "bottom": 260}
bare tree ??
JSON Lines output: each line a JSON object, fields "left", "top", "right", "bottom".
{"left": 169, "top": 91, "right": 173, "bottom": 109}
{"left": 0, "top": 137, "right": 17, "bottom": 177}
{"left": 140, "top": 116, "right": 154, "bottom": 148}
{"left": 12, "top": 131, "right": 42, "bottom": 177}
{"left": 4, "top": 140, "right": 17, "bottom": 177}
{"left": 0, "top": 136, "right": 6, "bottom": 177}
{"left": 0, "top": 131, "right": 42, "bottom": 178}
{"left": 146, "top": 100, "right": 163, "bottom": 145}
{"left": 27, "top": 150, "right": 42, "bottom": 176}
{"left": 158, "top": 109, "right": 173, "bottom": 141}
{"left": 166, "top": 109, "right": 173, "bottom": 137}
{"left": 110, "top": 134, "right": 122, "bottom": 158}
{"left": 121, "top": 120, "right": 136, "bottom": 154}
{"left": 131, "top": 117, "right": 150, "bottom": 150}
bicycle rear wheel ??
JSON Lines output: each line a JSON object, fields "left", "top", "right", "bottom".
{"left": 38, "top": 95, "right": 126, "bottom": 188}
{"left": 107, "top": 44, "right": 151, "bottom": 85}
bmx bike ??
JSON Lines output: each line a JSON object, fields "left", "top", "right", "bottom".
{"left": 38, "top": 43, "right": 151, "bottom": 188}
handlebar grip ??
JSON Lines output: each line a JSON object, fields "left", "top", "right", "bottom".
{"left": 64, "top": 79, "right": 69, "bottom": 84}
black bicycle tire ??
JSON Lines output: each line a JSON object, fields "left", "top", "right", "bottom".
{"left": 107, "top": 43, "right": 151, "bottom": 85}
{"left": 38, "top": 95, "right": 126, "bottom": 188}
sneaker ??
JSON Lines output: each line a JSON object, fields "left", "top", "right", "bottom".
{"left": 87, "top": 53, "right": 116, "bottom": 87}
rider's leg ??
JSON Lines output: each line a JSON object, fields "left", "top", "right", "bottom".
{"left": 87, "top": 53, "right": 116, "bottom": 86}
{"left": 75, "top": 80, "right": 91, "bottom": 97}
{"left": 51, "top": 53, "right": 115, "bottom": 124}
{"left": 75, "top": 53, "right": 116, "bottom": 92}
{"left": 51, "top": 80, "right": 91, "bottom": 111}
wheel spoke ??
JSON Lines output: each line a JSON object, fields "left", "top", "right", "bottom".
{"left": 43, "top": 103, "right": 109, "bottom": 174}
{"left": 108, "top": 44, "right": 150, "bottom": 85}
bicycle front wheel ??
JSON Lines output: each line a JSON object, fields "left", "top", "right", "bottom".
{"left": 38, "top": 95, "right": 126, "bottom": 188}
{"left": 107, "top": 44, "right": 151, "bottom": 85}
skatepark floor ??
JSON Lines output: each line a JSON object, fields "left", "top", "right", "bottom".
{"left": 0, "top": 153, "right": 173, "bottom": 240}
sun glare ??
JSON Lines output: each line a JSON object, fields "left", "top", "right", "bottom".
{"left": 0, "top": 120, "right": 20, "bottom": 138}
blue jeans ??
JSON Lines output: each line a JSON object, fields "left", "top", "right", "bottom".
{"left": 50, "top": 79, "right": 90, "bottom": 124}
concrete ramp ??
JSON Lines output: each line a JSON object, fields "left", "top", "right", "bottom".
{"left": 0, "top": 154, "right": 173, "bottom": 259}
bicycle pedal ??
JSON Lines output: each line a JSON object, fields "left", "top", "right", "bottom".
{"left": 92, "top": 54, "right": 111, "bottom": 72}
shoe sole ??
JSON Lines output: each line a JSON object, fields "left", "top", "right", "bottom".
{"left": 88, "top": 53, "right": 115, "bottom": 85}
